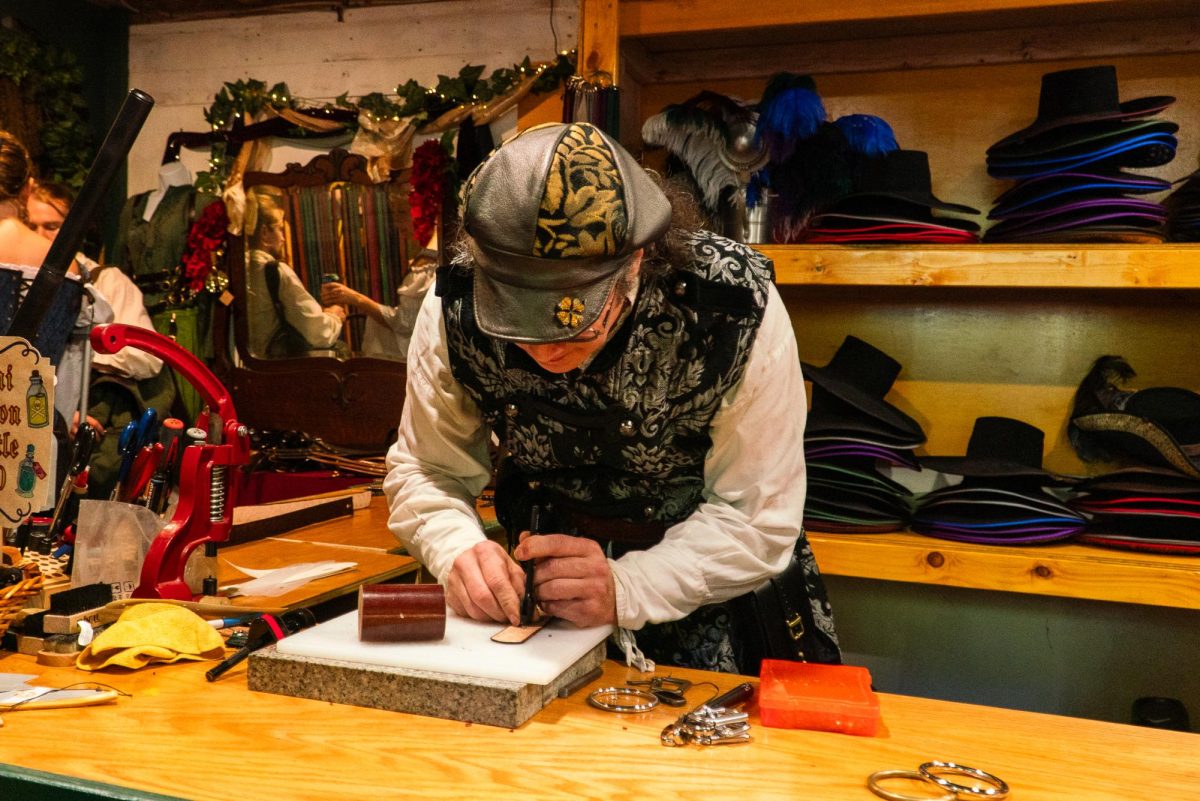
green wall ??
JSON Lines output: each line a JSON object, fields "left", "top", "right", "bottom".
{"left": 827, "top": 575, "right": 1200, "bottom": 727}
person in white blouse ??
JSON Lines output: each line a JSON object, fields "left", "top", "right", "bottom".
{"left": 243, "top": 201, "right": 345, "bottom": 358}
{"left": 384, "top": 122, "right": 839, "bottom": 674}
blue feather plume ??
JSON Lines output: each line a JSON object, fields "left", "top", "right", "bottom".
{"left": 755, "top": 74, "right": 825, "bottom": 162}
{"left": 834, "top": 114, "right": 899, "bottom": 158}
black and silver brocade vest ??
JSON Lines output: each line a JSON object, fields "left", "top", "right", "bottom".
{"left": 441, "top": 231, "right": 775, "bottom": 534}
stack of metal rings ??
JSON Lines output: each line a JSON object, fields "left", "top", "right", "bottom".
{"left": 868, "top": 761, "right": 1009, "bottom": 800}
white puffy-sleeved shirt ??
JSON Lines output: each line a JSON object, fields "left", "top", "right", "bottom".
{"left": 245, "top": 249, "right": 343, "bottom": 357}
{"left": 383, "top": 280, "right": 807, "bottom": 629}
{"left": 88, "top": 260, "right": 164, "bottom": 380}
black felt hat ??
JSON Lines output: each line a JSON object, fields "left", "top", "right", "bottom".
{"left": 825, "top": 150, "right": 979, "bottom": 216}
{"left": 802, "top": 335, "right": 925, "bottom": 445}
{"left": 989, "top": 65, "right": 1174, "bottom": 152}
{"left": 920, "top": 416, "right": 1070, "bottom": 481}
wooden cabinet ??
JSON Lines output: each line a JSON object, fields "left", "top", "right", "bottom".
{"left": 577, "top": 0, "right": 1200, "bottom": 608}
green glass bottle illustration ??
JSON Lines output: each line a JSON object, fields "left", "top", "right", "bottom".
{"left": 17, "top": 444, "right": 36, "bottom": 497}
{"left": 26, "top": 370, "right": 49, "bottom": 428}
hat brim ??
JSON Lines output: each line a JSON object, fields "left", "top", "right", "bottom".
{"left": 1071, "top": 412, "right": 1200, "bottom": 479}
{"left": 990, "top": 94, "right": 1175, "bottom": 150}
{"left": 919, "top": 455, "right": 1064, "bottom": 481}
{"left": 471, "top": 246, "right": 630, "bottom": 344}
{"left": 803, "top": 373, "right": 926, "bottom": 444}
{"left": 987, "top": 118, "right": 1178, "bottom": 158}
{"left": 825, "top": 191, "right": 980, "bottom": 217}
{"left": 990, "top": 173, "right": 1171, "bottom": 218}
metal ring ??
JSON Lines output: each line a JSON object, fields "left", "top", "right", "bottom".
{"left": 587, "top": 686, "right": 659, "bottom": 713}
{"left": 919, "top": 762, "right": 1010, "bottom": 799}
{"left": 867, "top": 770, "right": 956, "bottom": 801}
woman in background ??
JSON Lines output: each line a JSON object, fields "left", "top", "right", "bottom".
{"left": 0, "top": 129, "right": 50, "bottom": 266}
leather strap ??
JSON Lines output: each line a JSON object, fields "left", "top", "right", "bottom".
{"left": 556, "top": 507, "right": 667, "bottom": 547}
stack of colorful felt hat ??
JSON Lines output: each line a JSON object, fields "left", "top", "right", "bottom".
{"left": 802, "top": 150, "right": 981, "bottom": 243}
{"left": 1068, "top": 468, "right": 1200, "bottom": 554}
{"left": 914, "top": 417, "right": 1085, "bottom": 545}
{"left": 984, "top": 65, "right": 1176, "bottom": 243}
{"left": 1065, "top": 354, "right": 1200, "bottom": 552}
{"left": 800, "top": 336, "right": 923, "bottom": 533}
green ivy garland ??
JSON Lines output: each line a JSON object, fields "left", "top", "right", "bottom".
{"left": 0, "top": 24, "right": 93, "bottom": 189}
{"left": 197, "top": 53, "right": 576, "bottom": 192}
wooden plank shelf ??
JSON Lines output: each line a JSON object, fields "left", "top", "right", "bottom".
{"left": 808, "top": 530, "right": 1200, "bottom": 610}
{"left": 619, "top": 0, "right": 1200, "bottom": 39}
{"left": 760, "top": 244, "right": 1200, "bottom": 288}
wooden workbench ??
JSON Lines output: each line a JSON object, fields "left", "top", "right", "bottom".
{"left": 218, "top": 494, "right": 418, "bottom": 611}
{"left": 0, "top": 652, "right": 1195, "bottom": 800}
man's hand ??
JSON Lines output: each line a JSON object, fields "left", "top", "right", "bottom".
{"left": 445, "top": 540, "right": 527, "bottom": 626}
{"left": 514, "top": 534, "right": 617, "bottom": 628}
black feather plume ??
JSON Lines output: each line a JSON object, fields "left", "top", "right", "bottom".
{"left": 1068, "top": 355, "right": 1137, "bottom": 461}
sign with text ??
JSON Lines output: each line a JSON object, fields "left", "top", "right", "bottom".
{"left": 0, "top": 337, "right": 54, "bottom": 523}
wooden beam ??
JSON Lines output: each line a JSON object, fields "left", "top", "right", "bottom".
{"left": 618, "top": 0, "right": 1199, "bottom": 37}
{"left": 636, "top": 15, "right": 1200, "bottom": 83}
{"left": 578, "top": 0, "right": 620, "bottom": 83}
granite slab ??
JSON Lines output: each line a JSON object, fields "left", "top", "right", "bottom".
{"left": 247, "top": 641, "right": 606, "bottom": 728}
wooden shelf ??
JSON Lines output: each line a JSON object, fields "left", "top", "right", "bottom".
{"left": 759, "top": 244, "right": 1200, "bottom": 288}
{"left": 621, "top": 0, "right": 1180, "bottom": 36}
{"left": 808, "top": 530, "right": 1200, "bottom": 610}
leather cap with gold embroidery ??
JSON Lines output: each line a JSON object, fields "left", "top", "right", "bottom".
{"left": 462, "top": 122, "right": 671, "bottom": 343}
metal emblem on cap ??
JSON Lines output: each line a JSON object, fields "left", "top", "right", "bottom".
{"left": 556, "top": 296, "right": 585, "bottom": 328}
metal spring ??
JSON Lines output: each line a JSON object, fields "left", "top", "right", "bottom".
{"left": 210, "top": 465, "right": 228, "bottom": 522}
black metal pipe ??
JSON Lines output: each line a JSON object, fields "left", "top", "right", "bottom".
{"left": 9, "top": 89, "right": 155, "bottom": 339}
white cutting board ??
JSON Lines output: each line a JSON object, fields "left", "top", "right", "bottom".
{"left": 275, "top": 609, "right": 612, "bottom": 686}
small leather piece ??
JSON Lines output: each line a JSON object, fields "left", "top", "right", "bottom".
{"left": 357, "top": 584, "right": 446, "bottom": 643}
{"left": 491, "top": 622, "right": 546, "bottom": 644}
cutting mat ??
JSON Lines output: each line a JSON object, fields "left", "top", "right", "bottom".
{"left": 275, "top": 608, "right": 612, "bottom": 685}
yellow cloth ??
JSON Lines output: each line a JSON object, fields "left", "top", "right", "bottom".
{"left": 76, "top": 603, "right": 226, "bottom": 671}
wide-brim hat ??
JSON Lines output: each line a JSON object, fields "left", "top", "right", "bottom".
{"left": 920, "top": 416, "right": 1073, "bottom": 482}
{"left": 802, "top": 335, "right": 926, "bottom": 445}
{"left": 983, "top": 208, "right": 1166, "bottom": 242}
{"left": 988, "top": 118, "right": 1177, "bottom": 159}
{"left": 825, "top": 150, "right": 980, "bottom": 216}
{"left": 987, "top": 132, "right": 1177, "bottom": 180}
{"left": 984, "top": 226, "right": 1166, "bottom": 245}
{"left": 811, "top": 207, "right": 980, "bottom": 232}
{"left": 462, "top": 122, "right": 672, "bottom": 343}
{"left": 989, "top": 171, "right": 1171, "bottom": 218}
{"left": 1076, "top": 466, "right": 1200, "bottom": 495}
{"left": 988, "top": 197, "right": 1165, "bottom": 227}
{"left": 989, "top": 65, "right": 1175, "bottom": 151}
{"left": 1072, "top": 387, "right": 1200, "bottom": 479}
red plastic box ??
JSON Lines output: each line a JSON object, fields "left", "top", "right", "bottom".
{"left": 758, "top": 659, "right": 881, "bottom": 736}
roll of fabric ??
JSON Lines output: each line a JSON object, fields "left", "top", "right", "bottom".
{"left": 358, "top": 583, "right": 446, "bottom": 642}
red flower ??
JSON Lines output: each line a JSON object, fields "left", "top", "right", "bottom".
{"left": 409, "top": 140, "right": 453, "bottom": 248}
{"left": 179, "top": 200, "right": 230, "bottom": 297}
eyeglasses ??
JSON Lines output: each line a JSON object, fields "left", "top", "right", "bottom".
{"left": 563, "top": 291, "right": 627, "bottom": 343}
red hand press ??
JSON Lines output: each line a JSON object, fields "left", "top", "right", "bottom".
{"left": 90, "top": 324, "right": 251, "bottom": 600}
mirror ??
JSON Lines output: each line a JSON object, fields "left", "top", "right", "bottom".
{"left": 213, "top": 149, "right": 413, "bottom": 451}
{"left": 239, "top": 151, "right": 409, "bottom": 361}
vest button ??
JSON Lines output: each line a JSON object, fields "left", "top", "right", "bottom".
{"left": 674, "top": 280, "right": 687, "bottom": 297}
{"left": 528, "top": 480, "right": 541, "bottom": 490}
{"left": 618, "top": 419, "right": 636, "bottom": 437}
{"left": 643, "top": 505, "right": 655, "bottom": 519}
{"left": 505, "top": 402, "right": 519, "bottom": 418}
